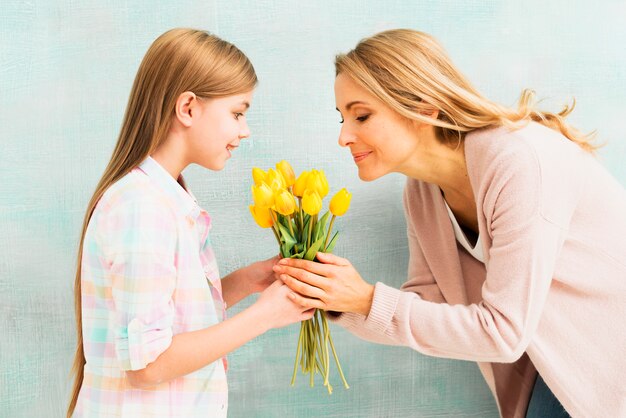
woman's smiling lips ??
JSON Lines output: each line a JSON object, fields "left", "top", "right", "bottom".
{"left": 352, "top": 151, "right": 372, "bottom": 163}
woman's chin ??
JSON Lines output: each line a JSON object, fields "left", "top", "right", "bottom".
{"left": 357, "top": 167, "right": 382, "bottom": 182}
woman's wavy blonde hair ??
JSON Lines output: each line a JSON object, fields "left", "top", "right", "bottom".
{"left": 67, "top": 28, "right": 257, "bottom": 417}
{"left": 335, "top": 29, "right": 597, "bottom": 152}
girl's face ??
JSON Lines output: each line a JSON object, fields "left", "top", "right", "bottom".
{"left": 189, "top": 91, "right": 253, "bottom": 171}
{"left": 334, "top": 73, "right": 423, "bottom": 181}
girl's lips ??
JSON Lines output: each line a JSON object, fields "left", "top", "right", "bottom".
{"left": 226, "top": 144, "right": 238, "bottom": 156}
{"left": 352, "top": 151, "right": 372, "bottom": 163}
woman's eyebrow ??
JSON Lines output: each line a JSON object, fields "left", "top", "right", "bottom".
{"left": 336, "top": 100, "right": 368, "bottom": 112}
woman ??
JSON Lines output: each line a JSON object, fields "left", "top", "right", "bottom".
{"left": 274, "top": 29, "right": 626, "bottom": 418}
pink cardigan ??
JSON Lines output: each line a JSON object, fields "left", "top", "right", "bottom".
{"left": 330, "top": 122, "right": 626, "bottom": 417}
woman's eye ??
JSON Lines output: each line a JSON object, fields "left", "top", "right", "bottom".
{"left": 339, "top": 118, "right": 344, "bottom": 124}
{"left": 356, "top": 114, "right": 370, "bottom": 122}
{"left": 234, "top": 112, "right": 244, "bottom": 120}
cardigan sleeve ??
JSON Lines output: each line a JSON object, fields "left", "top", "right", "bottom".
{"left": 326, "top": 182, "right": 444, "bottom": 344}
{"left": 335, "top": 138, "right": 573, "bottom": 362}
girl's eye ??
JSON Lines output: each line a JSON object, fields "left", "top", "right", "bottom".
{"left": 339, "top": 118, "right": 344, "bottom": 124}
{"left": 356, "top": 114, "right": 370, "bottom": 122}
{"left": 234, "top": 112, "right": 244, "bottom": 120}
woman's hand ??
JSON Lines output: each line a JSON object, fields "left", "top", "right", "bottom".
{"left": 273, "top": 252, "right": 375, "bottom": 316}
{"left": 246, "top": 254, "right": 281, "bottom": 293}
{"left": 254, "top": 279, "right": 315, "bottom": 329}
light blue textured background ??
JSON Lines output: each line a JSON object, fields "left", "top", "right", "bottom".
{"left": 1, "top": 1, "right": 625, "bottom": 417}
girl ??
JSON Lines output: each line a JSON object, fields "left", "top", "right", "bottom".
{"left": 275, "top": 29, "right": 626, "bottom": 417}
{"left": 67, "top": 28, "right": 313, "bottom": 417}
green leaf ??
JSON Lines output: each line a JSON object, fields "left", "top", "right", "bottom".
{"left": 304, "top": 237, "right": 325, "bottom": 261}
{"left": 325, "top": 231, "right": 339, "bottom": 253}
{"left": 280, "top": 244, "right": 291, "bottom": 258}
{"left": 301, "top": 217, "right": 311, "bottom": 245}
{"left": 278, "top": 223, "right": 296, "bottom": 255}
{"left": 314, "top": 211, "right": 330, "bottom": 242}
{"left": 290, "top": 250, "right": 305, "bottom": 259}
{"left": 279, "top": 213, "right": 292, "bottom": 230}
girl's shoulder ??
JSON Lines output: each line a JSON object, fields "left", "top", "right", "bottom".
{"left": 94, "top": 168, "right": 176, "bottom": 220}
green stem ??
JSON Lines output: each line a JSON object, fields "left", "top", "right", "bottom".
{"left": 309, "top": 319, "right": 316, "bottom": 387}
{"left": 323, "top": 215, "right": 336, "bottom": 251}
{"left": 323, "top": 312, "right": 330, "bottom": 387}
{"left": 326, "top": 316, "right": 350, "bottom": 389}
{"left": 291, "top": 322, "right": 304, "bottom": 386}
{"left": 298, "top": 197, "right": 303, "bottom": 232}
{"left": 306, "top": 216, "right": 313, "bottom": 249}
{"left": 288, "top": 215, "right": 295, "bottom": 238}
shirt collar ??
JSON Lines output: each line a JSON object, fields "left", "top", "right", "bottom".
{"left": 138, "top": 156, "right": 200, "bottom": 219}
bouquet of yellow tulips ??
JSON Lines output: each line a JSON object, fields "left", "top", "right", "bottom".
{"left": 249, "top": 160, "right": 351, "bottom": 393}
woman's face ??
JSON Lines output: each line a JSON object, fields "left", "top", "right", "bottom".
{"left": 190, "top": 91, "right": 253, "bottom": 171}
{"left": 334, "top": 73, "right": 423, "bottom": 181}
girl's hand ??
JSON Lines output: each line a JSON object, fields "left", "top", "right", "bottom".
{"left": 246, "top": 255, "right": 281, "bottom": 293}
{"left": 254, "top": 279, "right": 315, "bottom": 329}
{"left": 273, "top": 252, "right": 375, "bottom": 316}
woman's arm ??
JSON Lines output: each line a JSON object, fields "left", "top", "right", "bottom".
{"left": 279, "top": 142, "right": 570, "bottom": 363}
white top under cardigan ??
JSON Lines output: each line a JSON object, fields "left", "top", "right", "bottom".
{"left": 443, "top": 200, "right": 485, "bottom": 263}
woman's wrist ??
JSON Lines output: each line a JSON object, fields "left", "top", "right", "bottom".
{"left": 355, "top": 283, "right": 375, "bottom": 316}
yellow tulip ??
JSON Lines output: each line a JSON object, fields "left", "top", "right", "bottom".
{"left": 249, "top": 205, "right": 274, "bottom": 228}
{"left": 274, "top": 189, "right": 297, "bottom": 216}
{"left": 293, "top": 170, "right": 310, "bottom": 197}
{"left": 251, "top": 183, "right": 274, "bottom": 208}
{"left": 252, "top": 167, "right": 267, "bottom": 186}
{"left": 329, "top": 188, "right": 352, "bottom": 216}
{"left": 302, "top": 189, "right": 322, "bottom": 215}
{"left": 276, "top": 160, "right": 296, "bottom": 187}
{"left": 266, "top": 168, "right": 286, "bottom": 191}
{"left": 305, "top": 170, "right": 325, "bottom": 198}
{"left": 318, "top": 170, "right": 330, "bottom": 198}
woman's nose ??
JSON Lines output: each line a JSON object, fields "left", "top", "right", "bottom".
{"left": 338, "top": 125, "right": 355, "bottom": 148}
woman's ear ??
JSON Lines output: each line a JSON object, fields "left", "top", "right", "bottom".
{"left": 419, "top": 103, "right": 439, "bottom": 120}
{"left": 174, "top": 91, "right": 197, "bottom": 128}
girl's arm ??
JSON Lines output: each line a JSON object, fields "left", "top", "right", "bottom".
{"left": 221, "top": 255, "right": 279, "bottom": 308}
{"left": 126, "top": 279, "right": 312, "bottom": 388}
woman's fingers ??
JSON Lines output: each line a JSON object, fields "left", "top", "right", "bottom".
{"left": 273, "top": 264, "right": 327, "bottom": 289}
{"left": 288, "top": 292, "right": 326, "bottom": 310}
{"left": 277, "top": 257, "right": 332, "bottom": 276}
{"left": 315, "top": 251, "right": 350, "bottom": 266}
{"left": 281, "top": 274, "right": 325, "bottom": 299}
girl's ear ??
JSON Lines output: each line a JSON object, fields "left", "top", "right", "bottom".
{"left": 174, "top": 91, "right": 197, "bottom": 128}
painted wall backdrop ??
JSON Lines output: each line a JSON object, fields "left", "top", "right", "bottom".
{"left": 1, "top": 1, "right": 625, "bottom": 417}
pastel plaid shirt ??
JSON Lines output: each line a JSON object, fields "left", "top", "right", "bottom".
{"left": 75, "top": 157, "right": 228, "bottom": 417}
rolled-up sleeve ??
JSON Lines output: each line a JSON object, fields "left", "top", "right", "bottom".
{"left": 99, "top": 196, "right": 178, "bottom": 371}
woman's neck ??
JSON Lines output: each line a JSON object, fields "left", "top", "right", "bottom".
{"left": 403, "top": 134, "right": 478, "bottom": 233}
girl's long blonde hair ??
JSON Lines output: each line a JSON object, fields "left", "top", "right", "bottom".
{"left": 67, "top": 28, "right": 257, "bottom": 417}
{"left": 335, "top": 29, "right": 596, "bottom": 152}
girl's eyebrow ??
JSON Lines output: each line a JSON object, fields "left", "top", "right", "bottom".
{"left": 240, "top": 101, "right": 250, "bottom": 109}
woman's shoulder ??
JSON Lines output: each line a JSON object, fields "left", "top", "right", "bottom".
{"left": 465, "top": 122, "right": 588, "bottom": 172}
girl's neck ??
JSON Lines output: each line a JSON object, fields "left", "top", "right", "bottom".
{"left": 151, "top": 131, "right": 189, "bottom": 180}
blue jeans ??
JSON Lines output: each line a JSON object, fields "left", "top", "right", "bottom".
{"left": 526, "top": 374, "right": 570, "bottom": 418}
